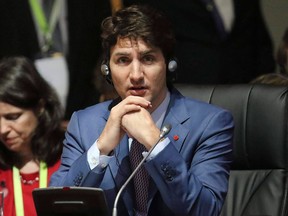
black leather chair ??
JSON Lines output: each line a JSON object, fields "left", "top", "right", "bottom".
{"left": 175, "top": 84, "right": 288, "bottom": 216}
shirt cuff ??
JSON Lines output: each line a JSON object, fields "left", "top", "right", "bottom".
{"left": 87, "top": 139, "right": 112, "bottom": 170}
{"left": 143, "top": 137, "right": 170, "bottom": 161}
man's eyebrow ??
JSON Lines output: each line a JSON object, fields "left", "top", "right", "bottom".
{"left": 112, "top": 52, "right": 130, "bottom": 57}
{"left": 1, "top": 111, "right": 22, "bottom": 117}
{"left": 139, "top": 49, "right": 157, "bottom": 56}
{"left": 112, "top": 49, "right": 157, "bottom": 57}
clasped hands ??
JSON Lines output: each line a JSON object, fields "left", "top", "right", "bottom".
{"left": 97, "top": 96, "right": 161, "bottom": 155}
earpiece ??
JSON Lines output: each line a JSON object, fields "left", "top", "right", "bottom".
{"left": 100, "top": 60, "right": 113, "bottom": 85}
{"left": 167, "top": 58, "right": 178, "bottom": 82}
{"left": 101, "top": 63, "right": 110, "bottom": 76}
{"left": 167, "top": 58, "right": 178, "bottom": 73}
{"left": 100, "top": 57, "right": 178, "bottom": 84}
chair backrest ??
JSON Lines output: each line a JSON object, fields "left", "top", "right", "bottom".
{"left": 175, "top": 84, "right": 288, "bottom": 216}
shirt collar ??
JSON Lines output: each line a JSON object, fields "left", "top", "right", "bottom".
{"left": 151, "top": 90, "right": 170, "bottom": 129}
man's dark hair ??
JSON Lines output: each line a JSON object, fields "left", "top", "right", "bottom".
{"left": 101, "top": 4, "right": 176, "bottom": 62}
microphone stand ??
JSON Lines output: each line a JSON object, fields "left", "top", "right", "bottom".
{"left": 112, "top": 124, "right": 171, "bottom": 216}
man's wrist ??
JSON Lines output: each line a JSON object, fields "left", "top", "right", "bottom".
{"left": 97, "top": 139, "right": 112, "bottom": 155}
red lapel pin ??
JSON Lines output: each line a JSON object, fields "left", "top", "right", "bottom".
{"left": 173, "top": 135, "right": 179, "bottom": 141}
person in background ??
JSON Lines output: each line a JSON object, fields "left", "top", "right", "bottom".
{"left": 123, "top": 0, "right": 276, "bottom": 84}
{"left": 250, "top": 73, "right": 288, "bottom": 85}
{"left": 0, "top": 56, "right": 64, "bottom": 216}
{"left": 50, "top": 4, "right": 234, "bottom": 216}
{"left": 0, "top": 0, "right": 111, "bottom": 120}
{"left": 251, "top": 27, "right": 288, "bottom": 85}
{"left": 276, "top": 27, "right": 288, "bottom": 75}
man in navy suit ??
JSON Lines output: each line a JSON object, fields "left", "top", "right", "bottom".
{"left": 50, "top": 4, "right": 234, "bottom": 216}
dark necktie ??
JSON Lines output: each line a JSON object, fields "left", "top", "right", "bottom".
{"left": 202, "top": 0, "right": 227, "bottom": 40}
{"left": 129, "top": 139, "right": 149, "bottom": 215}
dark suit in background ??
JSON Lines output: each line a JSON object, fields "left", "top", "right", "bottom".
{"left": 0, "top": 0, "right": 111, "bottom": 119}
{"left": 124, "top": 0, "right": 276, "bottom": 84}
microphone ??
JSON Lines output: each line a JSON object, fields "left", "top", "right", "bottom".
{"left": 112, "top": 124, "right": 172, "bottom": 216}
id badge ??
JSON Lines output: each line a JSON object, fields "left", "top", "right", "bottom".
{"left": 34, "top": 53, "right": 69, "bottom": 110}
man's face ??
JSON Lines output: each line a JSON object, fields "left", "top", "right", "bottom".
{"left": 109, "top": 37, "right": 168, "bottom": 112}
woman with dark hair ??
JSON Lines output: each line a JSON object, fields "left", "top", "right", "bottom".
{"left": 0, "top": 56, "right": 64, "bottom": 216}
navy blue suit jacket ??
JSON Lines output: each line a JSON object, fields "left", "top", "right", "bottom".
{"left": 50, "top": 88, "right": 234, "bottom": 216}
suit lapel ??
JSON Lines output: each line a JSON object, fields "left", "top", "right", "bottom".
{"left": 163, "top": 88, "right": 191, "bottom": 152}
{"left": 148, "top": 88, "right": 191, "bottom": 204}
